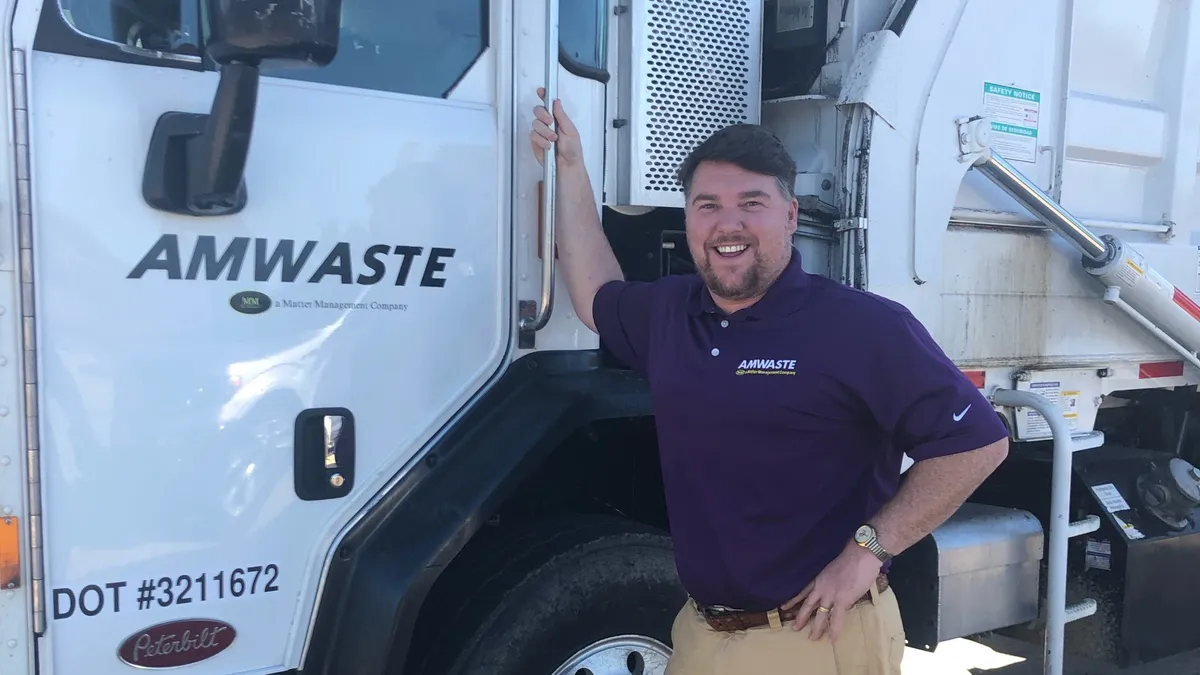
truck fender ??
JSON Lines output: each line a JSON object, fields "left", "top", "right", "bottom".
{"left": 298, "top": 349, "right": 652, "bottom": 675}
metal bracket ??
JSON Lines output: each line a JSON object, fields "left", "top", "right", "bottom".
{"left": 955, "top": 115, "right": 992, "bottom": 165}
{"left": 834, "top": 217, "right": 867, "bottom": 233}
{"left": 796, "top": 172, "right": 835, "bottom": 202}
{"left": 518, "top": 300, "right": 537, "bottom": 349}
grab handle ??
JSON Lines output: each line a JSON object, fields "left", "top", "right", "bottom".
{"left": 521, "top": 0, "right": 560, "bottom": 334}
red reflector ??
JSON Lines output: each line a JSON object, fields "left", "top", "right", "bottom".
{"left": 962, "top": 370, "right": 986, "bottom": 388}
{"left": 1139, "top": 361, "right": 1184, "bottom": 379}
{"left": 1174, "top": 288, "right": 1200, "bottom": 323}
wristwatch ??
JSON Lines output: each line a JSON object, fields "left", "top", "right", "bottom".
{"left": 854, "top": 523, "right": 892, "bottom": 563}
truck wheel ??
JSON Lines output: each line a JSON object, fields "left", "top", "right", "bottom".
{"left": 411, "top": 515, "right": 686, "bottom": 675}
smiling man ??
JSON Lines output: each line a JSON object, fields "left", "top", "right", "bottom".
{"left": 529, "top": 91, "right": 1009, "bottom": 675}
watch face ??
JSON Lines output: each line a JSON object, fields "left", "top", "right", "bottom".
{"left": 854, "top": 525, "right": 872, "bottom": 543}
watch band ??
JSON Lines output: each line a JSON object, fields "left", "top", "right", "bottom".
{"left": 864, "top": 537, "right": 888, "bottom": 560}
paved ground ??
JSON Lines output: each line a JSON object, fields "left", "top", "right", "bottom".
{"left": 903, "top": 635, "right": 1200, "bottom": 675}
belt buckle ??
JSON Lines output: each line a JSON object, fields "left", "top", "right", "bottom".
{"left": 700, "top": 603, "right": 739, "bottom": 618}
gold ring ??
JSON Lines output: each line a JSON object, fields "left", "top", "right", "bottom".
{"left": 816, "top": 606, "right": 830, "bottom": 613}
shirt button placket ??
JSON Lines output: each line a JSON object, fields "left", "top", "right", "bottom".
{"left": 711, "top": 318, "right": 728, "bottom": 357}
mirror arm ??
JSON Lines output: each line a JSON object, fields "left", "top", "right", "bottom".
{"left": 186, "top": 61, "right": 259, "bottom": 213}
{"left": 141, "top": 62, "right": 257, "bottom": 217}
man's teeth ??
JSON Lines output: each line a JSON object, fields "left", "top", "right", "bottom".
{"left": 716, "top": 244, "right": 747, "bottom": 254}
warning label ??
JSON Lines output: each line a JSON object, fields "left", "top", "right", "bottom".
{"left": 1091, "top": 483, "right": 1131, "bottom": 513}
{"left": 1116, "top": 256, "right": 1144, "bottom": 288}
{"left": 983, "top": 82, "right": 1041, "bottom": 163}
{"left": 1024, "top": 381, "right": 1078, "bottom": 436}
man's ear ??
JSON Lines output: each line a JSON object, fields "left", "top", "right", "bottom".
{"left": 786, "top": 198, "right": 799, "bottom": 235}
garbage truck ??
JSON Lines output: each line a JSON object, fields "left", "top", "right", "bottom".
{"left": 0, "top": 0, "right": 1197, "bottom": 673}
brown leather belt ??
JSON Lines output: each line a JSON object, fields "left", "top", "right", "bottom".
{"left": 696, "top": 574, "right": 889, "bottom": 633}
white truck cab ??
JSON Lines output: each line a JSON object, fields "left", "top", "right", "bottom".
{"left": 0, "top": 1, "right": 1198, "bottom": 675}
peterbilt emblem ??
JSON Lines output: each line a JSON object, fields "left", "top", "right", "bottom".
{"left": 230, "top": 290, "right": 271, "bottom": 314}
{"left": 116, "top": 618, "right": 236, "bottom": 668}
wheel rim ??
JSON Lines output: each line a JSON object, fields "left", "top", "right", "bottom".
{"left": 549, "top": 635, "right": 672, "bottom": 675}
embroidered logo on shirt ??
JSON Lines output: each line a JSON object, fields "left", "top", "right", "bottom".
{"left": 953, "top": 404, "right": 972, "bottom": 421}
{"left": 735, "top": 359, "right": 797, "bottom": 376}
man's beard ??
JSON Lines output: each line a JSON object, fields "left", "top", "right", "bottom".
{"left": 696, "top": 248, "right": 769, "bottom": 301}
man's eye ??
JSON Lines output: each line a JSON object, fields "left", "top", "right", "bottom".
{"left": 742, "top": 201, "right": 761, "bottom": 208}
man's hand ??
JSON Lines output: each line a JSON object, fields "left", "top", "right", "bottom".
{"left": 781, "top": 541, "right": 881, "bottom": 642}
{"left": 523, "top": 86, "right": 624, "bottom": 333}
{"left": 530, "top": 87, "right": 583, "bottom": 169}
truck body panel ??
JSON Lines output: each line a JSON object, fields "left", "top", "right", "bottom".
{"left": 903, "top": 0, "right": 1198, "bottom": 366}
{"left": 740, "top": 0, "right": 1200, "bottom": 448}
{"left": 759, "top": 0, "right": 1200, "bottom": 378}
{"left": 20, "top": 1, "right": 514, "bottom": 671}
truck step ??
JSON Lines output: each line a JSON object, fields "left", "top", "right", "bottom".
{"left": 1071, "top": 431, "right": 1105, "bottom": 452}
{"left": 1065, "top": 598, "right": 1098, "bottom": 623}
{"left": 1067, "top": 515, "right": 1100, "bottom": 538}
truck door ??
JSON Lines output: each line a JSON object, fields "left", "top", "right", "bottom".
{"left": 14, "top": 0, "right": 509, "bottom": 671}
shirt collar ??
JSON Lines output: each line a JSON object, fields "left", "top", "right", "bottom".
{"left": 689, "top": 246, "right": 811, "bottom": 320}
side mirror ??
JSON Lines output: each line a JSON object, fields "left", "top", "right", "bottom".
{"left": 205, "top": 0, "right": 341, "bottom": 68}
{"left": 142, "top": 0, "right": 342, "bottom": 217}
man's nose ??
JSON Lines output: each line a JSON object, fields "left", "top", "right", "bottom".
{"left": 713, "top": 214, "right": 747, "bottom": 234}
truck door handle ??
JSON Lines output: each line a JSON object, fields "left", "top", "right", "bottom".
{"left": 519, "top": 0, "right": 560, "bottom": 338}
{"left": 294, "top": 408, "right": 355, "bottom": 501}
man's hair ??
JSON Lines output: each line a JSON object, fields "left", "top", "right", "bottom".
{"left": 676, "top": 123, "right": 798, "bottom": 201}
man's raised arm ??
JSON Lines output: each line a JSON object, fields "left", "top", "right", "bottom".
{"left": 529, "top": 88, "right": 624, "bottom": 333}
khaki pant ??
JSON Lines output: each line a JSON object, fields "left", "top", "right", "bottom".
{"left": 664, "top": 584, "right": 905, "bottom": 675}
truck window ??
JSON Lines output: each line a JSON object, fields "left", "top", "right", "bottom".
{"left": 560, "top": 0, "right": 609, "bottom": 81}
{"left": 47, "top": 0, "right": 490, "bottom": 99}
{"left": 262, "top": 0, "right": 488, "bottom": 98}
{"left": 55, "top": 0, "right": 203, "bottom": 58}
{"left": 49, "top": 0, "right": 608, "bottom": 92}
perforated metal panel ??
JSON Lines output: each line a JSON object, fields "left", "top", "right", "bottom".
{"left": 617, "top": 0, "right": 763, "bottom": 208}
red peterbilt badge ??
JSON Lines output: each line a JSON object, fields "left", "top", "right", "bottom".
{"left": 117, "top": 618, "right": 236, "bottom": 668}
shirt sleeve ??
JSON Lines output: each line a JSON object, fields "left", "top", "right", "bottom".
{"left": 592, "top": 279, "right": 660, "bottom": 376}
{"left": 858, "top": 306, "right": 1008, "bottom": 462}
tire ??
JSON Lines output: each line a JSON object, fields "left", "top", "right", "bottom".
{"left": 409, "top": 515, "right": 687, "bottom": 675}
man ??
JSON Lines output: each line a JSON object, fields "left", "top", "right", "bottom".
{"left": 529, "top": 90, "right": 1009, "bottom": 674}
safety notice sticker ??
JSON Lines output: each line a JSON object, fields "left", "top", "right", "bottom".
{"left": 983, "top": 82, "right": 1040, "bottom": 163}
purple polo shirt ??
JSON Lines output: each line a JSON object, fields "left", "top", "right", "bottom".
{"left": 592, "top": 248, "right": 1008, "bottom": 611}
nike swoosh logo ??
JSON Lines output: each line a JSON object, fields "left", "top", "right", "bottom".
{"left": 953, "top": 404, "right": 972, "bottom": 422}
